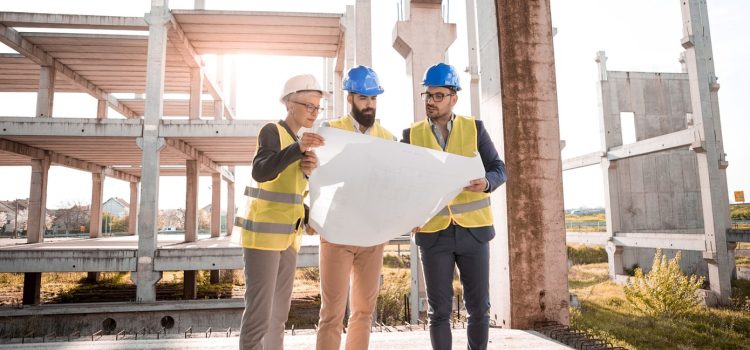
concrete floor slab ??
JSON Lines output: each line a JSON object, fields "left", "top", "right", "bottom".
{"left": 0, "top": 328, "right": 572, "bottom": 349}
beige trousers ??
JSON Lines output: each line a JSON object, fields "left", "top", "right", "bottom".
{"left": 316, "top": 239, "right": 385, "bottom": 350}
{"left": 239, "top": 246, "right": 297, "bottom": 350}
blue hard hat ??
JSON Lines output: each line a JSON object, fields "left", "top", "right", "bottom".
{"left": 343, "top": 65, "right": 384, "bottom": 96}
{"left": 422, "top": 63, "right": 461, "bottom": 91}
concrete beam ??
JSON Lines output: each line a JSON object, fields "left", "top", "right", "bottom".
{"left": 0, "top": 138, "right": 140, "bottom": 183}
{"left": 606, "top": 128, "right": 697, "bottom": 160}
{"left": 184, "top": 159, "right": 198, "bottom": 243}
{"left": 0, "top": 118, "right": 142, "bottom": 137}
{"left": 27, "top": 157, "right": 50, "bottom": 244}
{"left": 0, "top": 12, "right": 147, "bottom": 30}
{"left": 496, "top": 0, "right": 569, "bottom": 328}
{"left": 562, "top": 151, "right": 604, "bottom": 171}
{"left": 612, "top": 233, "right": 706, "bottom": 251}
{"left": 681, "top": 0, "right": 732, "bottom": 304}
{"left": 35, "top": 65, "right": 55, "bottom": 118}
{"left": 90, "top": 171, "right": 104, "bottom": 238}
{"left": 0, "top": 24, "right": 138, "bottom": 118}
{"left": 164, "top": 138, "right": 223, "bottom": 175}
{"left": 0, "top": 250, "right": 137, "bottom": 272}
{"left": 158, "top": 119, "right": 268, "bottom": 137}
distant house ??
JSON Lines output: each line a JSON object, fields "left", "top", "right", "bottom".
{"left": 103, "top": 197, "right": 129, "bottom": 218}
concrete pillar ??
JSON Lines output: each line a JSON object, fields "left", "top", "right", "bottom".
{"left": 334, "top": 70, "right": 344, "bottom": 118}
{"left": 595, "top": 52, "right": 625, "bottom": 278}
{"left": 680, "top": 0, "right": 732, "bottom": 305}
{"left": 129, "top": 182, "right": 139, "bottom": 235}
{"left": 35, "top": 65, "right": 55, "bottom": 117}
{"left": 355, "top": 0, "right": 372, "bottom": 67}
{"left": 324, "top": 57, "right": 335, "bottom": 120}
{"left": 22, "top": 273, "right": 42, "bottom": 305}
{"left": 97, "top": 99, "right": 108, "bottom": 119}
{"left": 225, "top": 167, "right": 235, "bottom": 235}
{"left": 184, "top": 270, "right": 197, "bottom": 300}
{"left": 392, "top": 0, "right": 456, "bottom": 122}
{"left": 229, "top": 57, "right": 237, "bottom": 116}
{"left": 464, "top": 0, "right": 481, "bottom": 118}
{"left": 193, "top": 0, "right": 204, "bottom": 10}
{"left": 344, "top": 6, "right": 355, "bottom": 73}
{"left": 90, "top": 171, "right": 104, "bottom": 239}
{"left": 210, "top": 173, "right": 221, "bottom": 284}
{"left": 495, "top": 0, "right": 569, "bottom": 328}
{"left": 189, "top": 67, "right": 203, "bottom": 120}
{"left": 728, "top": 242, "right": 737, "bottom": 279}
{"left": 393, "top": 0, "right": 456, "bottom": 324}
{"left": 132, "top": 0, "right": 169, "bottom": 303}
{"left": 185, "top": 159, "right": 199, "bottom": 242}
{"left": 213, "top": 56, "right": 224, "bottom": 120}
{"left": 27, "top": 158, "right": 50, "bottom": 244}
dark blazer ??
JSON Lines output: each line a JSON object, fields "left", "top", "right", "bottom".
{"left": 401, "top": 118, "right": 507, "bottom": 246}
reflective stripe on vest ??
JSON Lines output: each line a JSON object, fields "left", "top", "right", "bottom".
{"left": 244, "top": 186, "right": 303, "bottom": 205}
{"left": 236, "top": 122, "right": 307, "bottom": 251}
{"left": 327, "top": 115, "right": 395, "bottom": 140}
{"left": 409, "top": 115, "right": 493, "bottom": 232}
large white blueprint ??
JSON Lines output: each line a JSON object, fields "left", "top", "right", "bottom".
{"left": 308, "top": 127, "right": 485, "bottom": 247}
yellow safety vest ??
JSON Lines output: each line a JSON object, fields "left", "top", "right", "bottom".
{"left": 235, "top": 123, "right": 307, "bottom": 251}
{"left": 409, "top": 115, "right": 493, "bottom": 233}
{"left": 327, "top": 115, "right": 395, "bottom": 140}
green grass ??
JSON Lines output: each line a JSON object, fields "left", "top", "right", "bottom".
{"left": 731, "top": 204, "right": 750, "bottom": 220}
{"left": 569, "top": 262, "right": 750, "bottom": 349}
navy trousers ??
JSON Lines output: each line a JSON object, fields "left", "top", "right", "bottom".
{"left": 416, "top": 224, "right": 492, "bottom": 350}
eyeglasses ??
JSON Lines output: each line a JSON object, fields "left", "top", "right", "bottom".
{"left": 420, "top": 92, "right": 455, "bottom": 102}
{"left": 290, "top": 100, "right": 325, "bottom": 114}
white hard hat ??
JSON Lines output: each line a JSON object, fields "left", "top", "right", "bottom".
{"left": 280, "top": 74, "right": 324, "bottom": 103}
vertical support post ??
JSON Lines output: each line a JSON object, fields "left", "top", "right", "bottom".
{"left": 185, "top": 159, "right": 198, "bottom": 243}
{"left": 225, "top": 167, "right": 235, "bottom": 235}
{"left": 355, "top": 0, "right": 372, "bottom": 67}
{"left": 213, "top": 56, "right": 224, "bottom": 120}
{"left": 595, "top": 52, "right": 625, "bottom": 278}
{"left": 680, "top": 0, "right": 731, "bottom": 304}
{"left": 393, "top": 0, "right": 456, "bottom": 324}
{"left": 22, "top": 273, "right": 42, "bottom": 305}
{"left": 344, "top": 6, "right": 356, "bottom": 73}
{"left": 495, "top": 0, "right": 569, "bottom": 328}
{"left": 464, "top": 0, "right": 481, "bottom": 118}
{"left": 129, "top": 182, "right": 139, "bottom": 235}
{"left": 189, "top": 67, "right": 203, "bottom": 120}
{"left": 184, "top": 270, "right": 197, "bottom": 300}
{"left": 90, "top": 171, "right": 104, "bottom": 239}
{"left": 133, "top": 0, "right": 169, "bottom": 303}
{"left": 97, "top": 99, "right": 108, "bottom": 119}
{"left": 210, "top": 173, "right": 221, "bottom": 284}
{"left": 27, "top": 158, "right": 50, "bottom": 244}
{"left": 35, "top": 65, "right": 55, "bottom": 118}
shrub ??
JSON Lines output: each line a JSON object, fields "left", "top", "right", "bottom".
{"left": 623, "top": 249, "right": 704, "bottom": 318}
{"left": 567, "top": 245, "right": 608, "bottom": 265}
{"left": 383, "top": 254, "right": 408, "bottom": 268}
{"left": 377, "top": 270, "right": 410, "bottom": 324}
{"left": 298, "top": 267, "right": 320, "bottom": 281}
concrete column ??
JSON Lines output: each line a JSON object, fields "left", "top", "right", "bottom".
{"left": 189, "top": 67, "right": 203, "bottom": 120}
{"left": 225, "top": 166, "right": 235, "bottom": 235}
{"left": 129, "top": 182, "right": 139, "bottom": 235}
{"left": 132, "top": 0, "right": 169, "bottom": 303}
{"left": 344, "top": 6, "right": 355, "bottom": 73}
{"left": 495, "top": 0, "right": 568, "bottom": 328}
{"left": 22, "top": 273, "right": 42, "bottom": 305}
{"left": 393, "top": 0, "right": 456, "bottom": 324}
{"left": 193, "top": 0, "right": 204, "bottom": 9}
{"left": 184, "top": 270, "right": 197, "bottom": 299}
{"left": 90, "top": 171, "right": 104, "bottom": 239}
{"left": 355, "top": 0, "right": 372, "bottom": 67}
{"left": 27, "top": 158, "right": 50, "bottom": 243}
{"left": 210, "top": 173, "right": 221, "bottom": 283}
{"left": 334, "top": 70, "right": 344, "bottom": 118}
{"left": 727, "top": 242, "right": 737, "bottom": 279}
{"left": 392, "top": 0, "right": 456, "bottom": 122}
{"left": 464, "top": 0, "right": 481, "bottom": 118}
{"left": 35, "top": 65, "right": 55, "bottom": 117}
{"left": 185, "top": 159, "right": 199, "bottom": 243}
{"left": 595, "top": 52, "right": 625, "bottom": 278}
{"left": 97, "top": 99, "right": 108, "bottom": 119}
{"left": 324, "top": 57, "right": 335, "bottom": 120}
{"left": 213, "top": 56, "right": 224, "bottom": 120}
{"left": 229, "top": 57, "right": 237, "bottom": 116}
{"left": 681, "top": 0, "right": 732, "bottom": 305}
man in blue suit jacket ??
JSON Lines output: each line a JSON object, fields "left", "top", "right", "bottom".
{"left": 402, "top": 63, "right": 506, "bottom": 350}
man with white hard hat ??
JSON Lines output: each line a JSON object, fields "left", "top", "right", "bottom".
{"left": 235, "top": 74, "right": 326, "bottom": 350}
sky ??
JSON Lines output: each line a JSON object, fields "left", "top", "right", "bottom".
{"left": 0, "top": 0, "right": 748, "bottom": 211}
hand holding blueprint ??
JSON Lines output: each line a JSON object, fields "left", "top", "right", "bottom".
{"left": 308, "top": 127, "right": 485, "bottom": 246}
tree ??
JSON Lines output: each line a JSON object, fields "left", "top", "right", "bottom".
{"left": 52, "top": 201, "right": 90, "bottom": 233}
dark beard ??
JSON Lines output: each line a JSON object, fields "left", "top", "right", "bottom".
{"left": 351, "top": 105, "right": 376, "bottom": 128}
